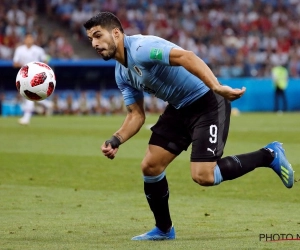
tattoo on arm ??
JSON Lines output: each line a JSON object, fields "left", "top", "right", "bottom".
{"left": 126, "top": 106, "right": 132, "bottom": 113}
{"left": 114, "top": 133, "right": 124, "bottom": 143}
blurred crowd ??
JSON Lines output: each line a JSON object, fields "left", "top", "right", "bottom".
{"left": 1, "top": 0, "right": 300, "bottom": 79}
{"left": 0, "top": 90, "right": 167, "bottom": 117}
{"left": 0, "top": 0, "right": 76, "bottom": 61}
{"left": 1, "top": 0, "right": 299, "bottom": 117}
{"left": 45, "top": 0, "right": 300, "bottom": 78}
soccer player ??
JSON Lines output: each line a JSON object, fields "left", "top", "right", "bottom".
{"left": 13, "top": 32, "right": 50, "bottom": 125}
{"left": 83, "top": 12, "right": 294, "bottom": 241}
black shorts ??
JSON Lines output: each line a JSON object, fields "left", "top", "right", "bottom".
{"left": 149, "top": 90, "right": 231, "bottom": 162}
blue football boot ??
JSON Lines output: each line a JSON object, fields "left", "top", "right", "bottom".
{"left": 265, "top": 141, "right": 294, "bottom": 188}
{"left": 131, "top": 226, "right": 175, "bottom": 241}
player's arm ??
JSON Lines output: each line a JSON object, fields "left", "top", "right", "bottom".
{"left": 13, "top": 57, "right": 23, "bottom": 68}
{"left": 12, "top": 48, "right": 22, "bottom": 68}
{"left": 101, "top": 98, "right": 145, "bottom": 159}
{"left": 13, "top": 61, "right": 23, "bottom": 68}
{"left": 169, "top": 48, "right": 246, "bottom": 101}
{"left": 114, "top": 98, "right": 145, "bottom": 143}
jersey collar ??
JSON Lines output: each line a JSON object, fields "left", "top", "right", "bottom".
{"left": 123, "top": 35, "right": 129, "bottom": 68}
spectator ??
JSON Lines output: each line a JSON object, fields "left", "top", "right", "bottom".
{"left": 6, "top": 3, "right": 26, "bottom": 27}
{"left": 70, "top": 3, "right": 93, "bottom": 40}
{"left": 288, "top": 53, "right": 300, "bottom": 78}
{"left": 102, "top": 0, "right": 118, "bottom": 13}
{"left": 52, "top": 94, "right": 64, "bottom": 115}
{"left": 56, "top": 35, "right": 74, "bottom": 59}
{"left": 91, "top": 91, "right": 110, "bottom": 115}
{"left": 271, "top": 62, "right": 289, "bottom": 112}
{"left": 55, "top": 0, "right": 75, "bottom": 25}
{"left": 78, "top": 91, "right": 91, "bottom": 115}
{"left": 63, "top": 93, "right": 76, "bottom": 115}
{"left": 0, "top": 37, "right": 13, "bottom": 60}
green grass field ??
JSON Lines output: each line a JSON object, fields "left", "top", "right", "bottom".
{"left": 0, "top": 113, "right": 300, "bottom": 250}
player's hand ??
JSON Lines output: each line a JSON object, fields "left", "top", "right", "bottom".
{"left": 214, "top": 85, "right": 246, "bottom": 101}
{"left": 101, "top": 136, "right": 121, "bottom": 159}
{"left": 101, "top": 142, "right": 119, "bottom": 159}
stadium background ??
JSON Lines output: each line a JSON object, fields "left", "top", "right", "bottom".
{"left": 1, "top": 0, "right": 300, "bottom": 116}
{"left": 1, "top": 1, "right": 300, "bottom": 249}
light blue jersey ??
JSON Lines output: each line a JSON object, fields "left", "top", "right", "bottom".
{"left": 115, "top": 35, "right": 210, "bottom": 109}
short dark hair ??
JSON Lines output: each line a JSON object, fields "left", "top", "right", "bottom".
{"left": 83, "top": 12, "right": 124, "bottom": 33}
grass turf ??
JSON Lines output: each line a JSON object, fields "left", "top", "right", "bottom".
{"left": 0, "top": 113, "right": 300, "bottom": 250}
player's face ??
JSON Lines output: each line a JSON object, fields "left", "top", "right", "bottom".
{"left": 24, "top": 35, "right": 34, "bottom": 47}
{"left": 86, "top": 26, "right": 117, "bottom": 61}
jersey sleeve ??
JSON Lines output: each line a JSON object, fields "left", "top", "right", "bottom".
{"left": 12, "top": 47, "right": 21, "bottom": 63}
{"left": 133, "top": 38, "right": 177, "bottom": 67}
{"left": 115, "top": 63, "right": 144, "bottom": 106}
{"left": 39, "top": 48, "right": 47, "bottom": 62}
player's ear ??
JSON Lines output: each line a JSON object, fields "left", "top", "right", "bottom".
{"left": 112, "top": 28, "right": 120, "bottom": 40}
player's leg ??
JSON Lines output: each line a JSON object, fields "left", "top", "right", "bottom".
{"left": 39, "top": 99, "right": 53, "bottom": 116}
{"left": 190, "top": 91, "right": 294, "bottom": 188}
{"left": 191, "top": 143, "right": 294, "bottom": 188}
{"left": 131, "top": 143, "right": 177, "bottom": 241}
{"left": 274, "top": 87, "right": 280, "bottom": 112}
{"left": 19, "top": 99, "right": 34, "bottom": 125}
{"left": 142, "top": 143, "right": 177, "bottom": 233}
{"left": 132, "top": 104, "right": 190, "bottom": 241}
{"left": 191, "top": 148, "right": 276, "bottom": 186}
{"left": 218, "top": 141, "right": 293, "bottom": 187}
{"left": 282, "top": 89, "right": 288, "bottom": 111}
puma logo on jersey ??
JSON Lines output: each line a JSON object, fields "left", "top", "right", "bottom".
{"left": 136, "top": 45, "right": 142, "bottom": 51}
{"left": 207, "top": 147, "right": 216, "bottom": 155}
